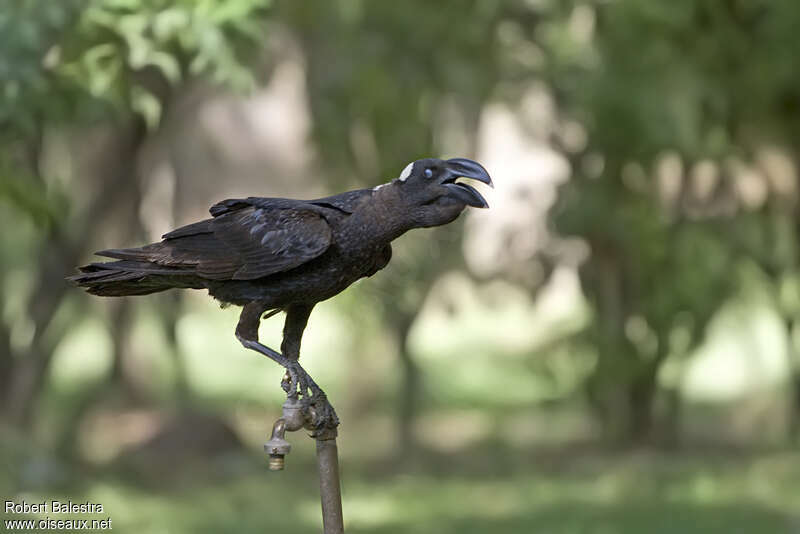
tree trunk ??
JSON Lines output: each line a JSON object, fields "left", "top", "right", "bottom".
{"left": 3, "top": 239, "right": 78, "bottom": 426}
{"left": 627, "top": 343, "right": 669, "bottom": 445}
{"left": 0, "top": 288, "right": 13, "bottom": 394}
{"left": 159, "top": 292, "right": 190, "bottom": 401}
{"left": 627, "top": 362, "right": 659, "bottom": 444}
{"left": 3, "top": 119, "right": 146, "bottom": 428}
{"left": 661, "top": 385, "right": 683, "bottom": 449}
{"left": 785, "top": 318, "right": 800, "bottom": 443}
{"left": 394, "top": 315, "right": 419, "bottom": 457}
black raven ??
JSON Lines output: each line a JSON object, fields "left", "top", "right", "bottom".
{"left": 70, "top": 157, "right": 492, "bottom": 431}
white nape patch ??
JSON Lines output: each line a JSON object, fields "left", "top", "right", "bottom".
{"left": 374, "top": 161, "right": 414, "bottom": 191}
{"left": 398, "top": 162, "right": 414, "bottom": 181}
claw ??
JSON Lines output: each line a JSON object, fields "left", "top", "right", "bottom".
{"left": 281, "top": 364, "right": 301, "bottom": 399}
{"left": 308, "top": 391, "right": 340, "bottom": 435}
{"left": 281, "top": 361, "right": 315, "bottom": 400}
{"left": 277, "top": 359, "right": 339, "bottom": 434}
{"left": 281, "top": 372, "right": 291, "bottom": 394}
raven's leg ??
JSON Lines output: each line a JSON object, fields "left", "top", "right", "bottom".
{"left": 281, "top": 303, "right": 339, "bottom": 431}
{"left": 235, "top": 302, "right": 338, "bottom": 431}
{"left": 235, "top": 302, "right": 307, "bottom": 398}
{"left": 235, "top": 302, "right": 295, "bottom": 382}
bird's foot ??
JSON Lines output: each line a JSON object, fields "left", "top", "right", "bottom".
{"left": 307, "top": 388, "right": 340, "bottom": 435}
{"left": 281, "top": 360, "right": 315, "bottom": 399}
{"left": 279, "top": 360, "right": 339, "bottom": 434}
{"left": 280, "top": 361, "right": 301, "bottom": 398}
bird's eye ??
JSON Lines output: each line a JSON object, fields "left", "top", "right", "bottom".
{"left": 424, "top": 168, "right": 434, "bottom": 178}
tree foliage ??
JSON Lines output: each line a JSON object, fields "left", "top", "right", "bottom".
{"left": 532, "top": 0, "right": 800, "bottom": 441}
{"left": 2, "top": 0, "right": 800, "bottom": 445}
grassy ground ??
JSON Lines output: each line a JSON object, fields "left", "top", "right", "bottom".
{"left": 3, "top": 444, "right": 799, "bottom": 534}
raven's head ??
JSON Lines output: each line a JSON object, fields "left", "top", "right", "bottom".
{"left": 381, "top": 157, "right": 493, "bottom": 228}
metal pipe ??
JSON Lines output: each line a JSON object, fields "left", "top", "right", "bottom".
{"left": 265, "top": 398, "right": 345, "bottom": 532}
{"left": 316, "top": 436, "right": 344, "bottom": 534}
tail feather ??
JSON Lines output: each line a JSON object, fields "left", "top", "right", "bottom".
{"left": 69, "top": 258, "right": 203, "bottom": 297}
{"left": 95, "top": 245, "right": 161, "bottom": 261}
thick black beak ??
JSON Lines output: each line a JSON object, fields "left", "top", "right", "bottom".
{"left": 441, "top": 158, "right": 493, "bottom": 208}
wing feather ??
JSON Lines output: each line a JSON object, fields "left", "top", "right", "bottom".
{"left": 102, "top": 200, "right": 332, "bottom": 281}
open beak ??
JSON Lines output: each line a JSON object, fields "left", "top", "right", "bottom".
{"left": 441, "top": 158, "right": 493, "bottom": 208}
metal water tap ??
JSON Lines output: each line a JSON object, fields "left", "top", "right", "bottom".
{"left": 264, "top": 398, "right": 309, "bottom": 470}
{"left": 264, "top": 396, "right": 344, "bottom": 533}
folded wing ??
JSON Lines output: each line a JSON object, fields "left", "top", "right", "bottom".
{"left": 98, "top": 200, "right": 332, "bottom": 281}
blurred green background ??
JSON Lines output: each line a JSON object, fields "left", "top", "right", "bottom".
{"left": 2, "top": 1, "right": 800, "bottom": 532}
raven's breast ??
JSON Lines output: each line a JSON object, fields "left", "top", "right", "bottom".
{"left": 206, "top": 242, "right": 387, "bottom": 307}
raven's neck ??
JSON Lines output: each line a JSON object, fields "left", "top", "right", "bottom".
{"left": 342, "top": 185, "right": 411, "bottom": 245}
